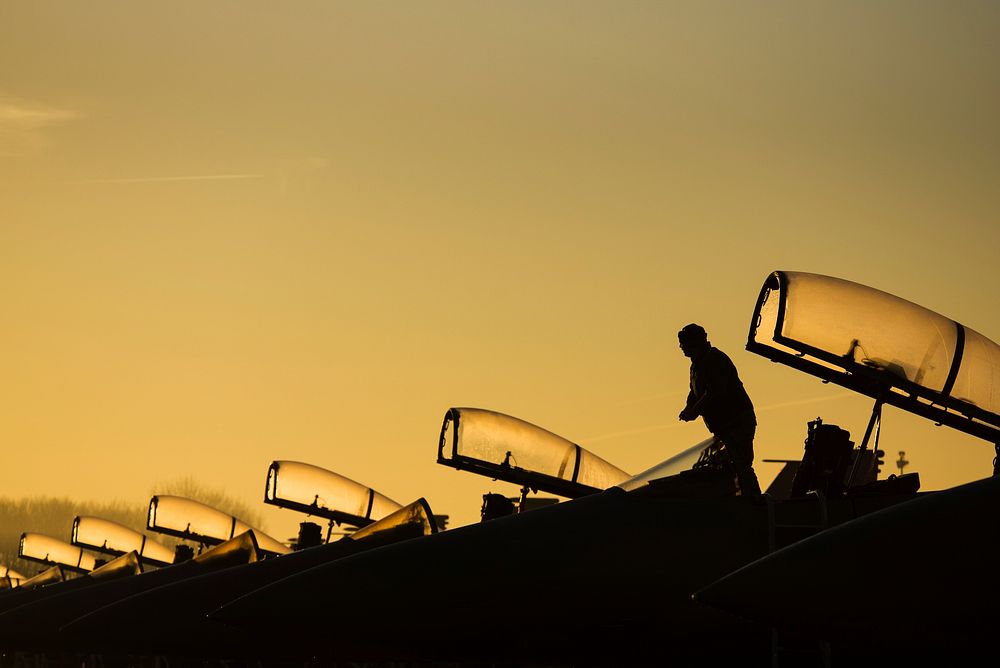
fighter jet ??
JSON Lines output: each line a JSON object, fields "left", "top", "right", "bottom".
{"left": 207, "top": 270, "right": 999, "bottom": 664}
{"left": 0, "top": 532, "right": 260, "bottom": 654}
{"left": 0, "top": 494, "right": 284, "bottom": 653}
{"left": 5, "top": 270, "right": 995, "bottom": 664}
{"left": 60, "top": 499, "right": 437, "bottom": 659}
{"left": 0, "top": 551, "right": 142, "bottom": 624}
{"left": 46, "top": 433, "right": 619, "bottom": 660}
{"left": 1, "top": 463, "right": 434, "bottom": 660}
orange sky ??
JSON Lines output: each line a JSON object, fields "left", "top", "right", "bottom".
{"left": 2, "top": 2, "right": 998, "bottom": 537}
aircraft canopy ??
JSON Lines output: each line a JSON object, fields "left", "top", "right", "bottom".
{"left": 192, "top": 531, "right": 262, "bottom": 567}
{"left": 265, "top": 460, "right": 401, "bottom": 527}
{"left": 749, "top": 271, "right": 1000, "bottom": 442}
{"left": 0, "top": 565, "right": 27, "bottom": 589}
{"left": 438, "top": 407, "right": 629, "bottom": 498}
{"left": 72, "top": 516, "right": 175, "bottom": 566}
{"left": 350, "top": 498, "right": 438, "bottom": 544}
{"left": 617, "top": 437, "right": 718, "bottom": 492}
{"left": 147, "top": 495, "right": 290, "bottom": 555}
{"left": 19, "top": 533, "right": 97, "bottom": 573}
{"left": 19, "top": 565, "right": 65, "bottom": 588}
{"left": 89, "top": 551, "right": 144, "bottom": 580}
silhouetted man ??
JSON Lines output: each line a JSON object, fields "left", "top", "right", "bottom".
{"left": 678, "top": 323, "right": 762, "bottom": 499}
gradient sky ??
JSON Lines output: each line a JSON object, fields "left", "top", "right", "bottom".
{"left": 2, "top": 1, "right": 998, "bottom": 537}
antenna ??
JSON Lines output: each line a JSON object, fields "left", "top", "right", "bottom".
{"left": 896, "top": 450, "right": 909, "bottom": 475}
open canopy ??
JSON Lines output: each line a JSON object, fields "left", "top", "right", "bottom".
{"left": 0, "top": 566, "right": 27, "bottom": 589}
{"left": 19, "top": 533, "right": 97, "bottom": 573}
{"left": 438, "top": 407, "right": 629, "bottom": 498}
{"left": 89, "top": 551, "right": 144, "bottom": 580}
{"left": 748, "top": 271, "right": 1000, "bottom": 442}
{"left": 264, "top": 460, "right": 401, "bottom": 527}
{"left": 616, "top": 437, "right": 718, "bottom": 492}
{"left": 147, "top": 495, "right": 290, "bottom": 555}
{"left": 192, "top": 531, "right": 262, "bottom": 567}
{"left": 72, "top": 516, "right": 175, "bottom": 566}
{"left": 18, "top": 565, "right": 65, "bottom": 588}
{"left": 349, "top": 498, "right": 438, "bottom": 543}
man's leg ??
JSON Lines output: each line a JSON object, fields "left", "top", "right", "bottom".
{"left": 719, "top": 423, "right": 762, "bottom": 498}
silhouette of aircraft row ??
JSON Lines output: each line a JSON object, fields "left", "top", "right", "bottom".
{"left": 1, "top": 270, "right": 997, "bottom": 664}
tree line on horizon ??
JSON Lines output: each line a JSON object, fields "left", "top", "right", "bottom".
{"left": 0, "top": 477, "right": 265, "bottom": 578}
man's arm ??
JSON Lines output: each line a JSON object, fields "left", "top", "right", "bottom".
{"left": 679, "top": 390, "right": 702, "bottom": 421}
{"left": 680, "top": 352, "right": 738, "bottom": 421}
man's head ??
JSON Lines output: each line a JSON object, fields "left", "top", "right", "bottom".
{"left": 678, "top": 323, "right": 709, "bottom": 358}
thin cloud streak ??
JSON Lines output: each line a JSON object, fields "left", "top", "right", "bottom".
{"left": 0, "top": 98, "right": 80, "bottom": 156}
{"left": 68, "top": 174, "right": 265, "bottom": 184}
{"left": 757, "top": 391, "right": 856, "bottom": 413}
{"left": 0, "top": 102, "right": 79, "bottom": 127}
{"left": 581, "top": 391, "right": 856, "bottom": 445}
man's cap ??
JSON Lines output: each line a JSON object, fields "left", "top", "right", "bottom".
{"left": 678, "top": 323, "right": 708, "bottom": 343}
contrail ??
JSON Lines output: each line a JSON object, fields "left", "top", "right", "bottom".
{"left": 581, "top": 391, "right": 856, "bottom": 445}
{"left": 67, "top": 174, "right": 265, "bottom": 184}
{"left": 756, "top": 391, "right": 856, "bottom": 413}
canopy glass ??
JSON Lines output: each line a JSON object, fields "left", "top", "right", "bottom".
{"left": 438, "top": 407, "right": 629, "bottom": 498}
{"left": 19, "top": 565, "right": 65, "bottom": 588}
{"left": 19, "top": 533, "right": 97, "bottom": 573}
{"left": 617, "top": 437, "right": 718, "bottom": 492}
{"left": 192, "top": 531, "right": 262, "bottom": 568}
{"left": 350, "top": 498, "right": 438, "bottom": 543}
{"left": 147, "top": 495, "right": 290, "bottom": 555}
{"left": 89, "top": 551, "right": 143, "bottom": 580}
{"left": 749, "top": 271, "right": 1000, "bottom": 442}
{"left": 0, "top": 565, "right": 26, "bottom": 589}
{"left": 72, "top": 516, "right": 175, "bottom": 566}
{"left": 265, "top": 460, "right": 401, "bottom": 527}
